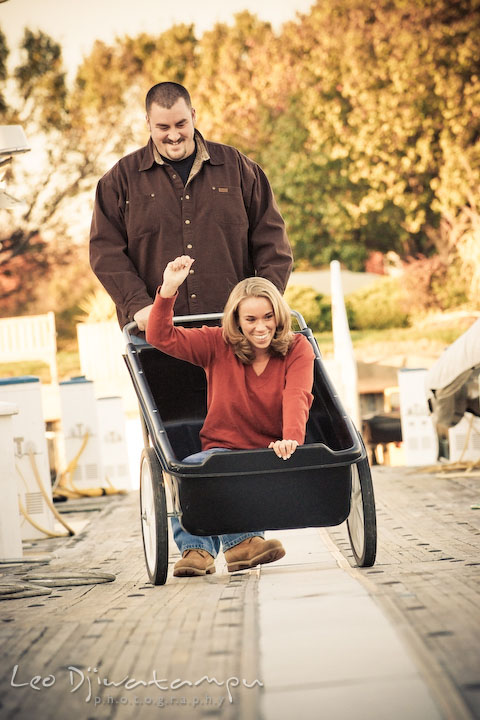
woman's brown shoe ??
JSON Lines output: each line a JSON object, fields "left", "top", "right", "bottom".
{"left": 224, "top": 537, "right": 285, "bottom": 572}
{"left": 173, "top": 549, "right": 216, "bottom": 577}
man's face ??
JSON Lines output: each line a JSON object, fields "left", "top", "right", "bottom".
{"left": 146, "top": 99, "right": 196, "bottom": 161}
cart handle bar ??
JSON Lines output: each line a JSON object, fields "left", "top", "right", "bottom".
{"left": 123, "top": 309, "right": 307, "bottom": 342}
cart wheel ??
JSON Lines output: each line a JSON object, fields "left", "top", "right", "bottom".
{"left": 346, "top": 449, "right": 377, "bottom": 567}
{"left": 140, "top": 447, "right": 168, "bottom": 585}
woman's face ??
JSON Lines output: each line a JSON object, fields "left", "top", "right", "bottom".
{"left": 237, "top": 296, "right": 277, "bottom": 355}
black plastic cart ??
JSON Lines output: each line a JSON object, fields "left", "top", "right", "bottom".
{"left": 123, "top": 311, "right": 377, "bottom": 585}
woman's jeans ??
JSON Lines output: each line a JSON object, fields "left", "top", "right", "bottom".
{"left": 171, "top": 448, "right": 264, "bottom": 557}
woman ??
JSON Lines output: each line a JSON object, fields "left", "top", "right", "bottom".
{"left": 146, "top": 256, "right": 315, "bottom": 577}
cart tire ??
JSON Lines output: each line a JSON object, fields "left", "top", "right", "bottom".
{"left": 346, "top": 445, "right": 377, "bottom": 567}
{"left": 140, "top": 447, "right": 168, "bottom": 585}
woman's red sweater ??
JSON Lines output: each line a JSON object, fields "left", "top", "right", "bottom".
{"left": 146, "top": 293, "right": 314, "bottom": 451}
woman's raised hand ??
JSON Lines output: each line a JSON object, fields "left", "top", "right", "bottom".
{"left": 268, "top": 439, "right": 298, "bottom": 460}
{"left": 160, "top": 256, "right": 195, "bottom": 298}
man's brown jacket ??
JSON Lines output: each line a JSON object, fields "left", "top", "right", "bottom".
{"left": 90, "top": 131, "right": 293, "bottom": 329}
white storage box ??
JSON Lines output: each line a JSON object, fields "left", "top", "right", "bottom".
{"left": 59, "top": 376, "right": 104, "bottom": 489}
{"left": 0, "top": 401, "right": 23, "bottom": 558}
{"left": 0, "top": 376, "right": 54, "bottom": 540}
{"left": 398, "top": 368, "right": 438, "bottom": 466}
{"left": 97, "top": 396, "right": 132, "bottom": 491}
{"left": 448, "top": 412, "right": 480, "bottom": 463}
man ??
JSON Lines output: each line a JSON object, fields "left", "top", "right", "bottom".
{"left": 90, "top": 82, "right": 293, "bottom": 332}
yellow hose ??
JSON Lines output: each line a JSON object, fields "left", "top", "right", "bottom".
{"left": 27, "top": 450, "right": 75, "bottom": 535}
{"left": 54, "top": 431, "right": 127, "bottom": 498}
{"left": 53, "top": 431, "right": 90, "bottom": 497}
{"left": 16, "top": 426, "right": 127, "bottom": 540}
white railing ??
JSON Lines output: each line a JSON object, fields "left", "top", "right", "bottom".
{"left": 0, "top": 312, "right": 58, "bottom": 384}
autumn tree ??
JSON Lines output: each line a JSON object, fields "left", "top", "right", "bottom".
{"left": 427, "top": 2, "right": 480, "bottom": 307}
{"left": 0, "top": 29, "right": 72, "bottom": 314}
{"left": 264, "top": 0, "right": 480, "bottom": 272}
{"left": 0, "top": 27, "right": 7, "bottom": 113}
{"left": 186, "top": 12, "right": 281, "bottom": 157}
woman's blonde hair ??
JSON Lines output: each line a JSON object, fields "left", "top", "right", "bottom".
{"left": 222, "top": 277, "right": 294, "bottom": 364}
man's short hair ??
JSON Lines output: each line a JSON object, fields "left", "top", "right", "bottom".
{"left": 145, "top": 82, "right": 192, "bottom": 114}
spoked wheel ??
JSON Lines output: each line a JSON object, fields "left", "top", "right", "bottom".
{"left": 346, "top": 449, "right": 377, "bottom": 567}
{"left": 140, "top": 447, "right": 168, "bottom": 585}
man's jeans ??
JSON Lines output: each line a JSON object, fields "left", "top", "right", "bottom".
{"left": 171, "top": 448, "right": 264, "bottom": 557}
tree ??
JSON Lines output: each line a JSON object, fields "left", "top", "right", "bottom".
{"left": 0, "top": 29, "right": 74, "bottom": 316}
{"left": 264, "top": 0, "right": 480, "bottom": 270}
{"left": 0, "top": 231, "right": 54, "bottom": 315}
{"left": 186, "top": 11, "right": 279, "bottom": 157}
{"left": 0, "top": 27, "right": 7, "bottom": 113}
{"left": 13, "top": 28, "right": 67, "bottom": 128}
{"left": 427, "top": 2, "right": 480, "bottom": 306}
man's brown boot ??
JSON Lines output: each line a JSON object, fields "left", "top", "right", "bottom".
{"left": 224, "top": 536, "right": 285, "bottom": 573}
{"left": 173, "top": 549, "right": 216, "bottom": 577}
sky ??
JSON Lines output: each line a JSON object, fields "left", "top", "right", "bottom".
{"left": 0, "top": 0, "right": 315, "bottom": 78}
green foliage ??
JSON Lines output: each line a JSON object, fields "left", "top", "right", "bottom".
{"left": 14, "top": 29, "right": 67, "bottom": 128}
{"left": 284, "top": 284, "right": 332, "bottom": 333}
{"left": 186, "top": 12, "right": 278, "bottom": 156}
{"left": 432, "top": 261, "right": 470, "bottom": 311}
{"left": 401, "top": 255, "right": 470, "bottom": 313}
{"left": 140, "top": 24, "right": 197, "bottom": 87}
{"left": 346, "top": 276, "right": 410, "bottom": 330}
{"left": 262, "top": 0, "right": 480, "bottom": 267}
{"left": 75, "top": 24, "right": 197, "bottom": 120}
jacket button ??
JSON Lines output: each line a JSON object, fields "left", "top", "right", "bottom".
{"left": 185, "top": 219, "right": 191, "bottom": 225}
{"left": 189, "top": 269, "right": 194, "bottom": 275}
{"left": 185, "top": 194, "right": 190, "bottom": 200}
{"left": 187, "top": 244, "right": 193, "bottom": 249}
{"left": 191, "top": 293, "right": 197, "bottom": 299}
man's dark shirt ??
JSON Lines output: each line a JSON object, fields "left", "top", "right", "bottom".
{"left": 90, "top": 130, "right": 293, "bottom": 329}
{"left": 160, "top": 147, "right": 196, "bottom": 186}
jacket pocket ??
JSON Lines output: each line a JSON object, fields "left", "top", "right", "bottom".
{"left": 212, "top": 186, "right": 248, "bottom": 226}
{"left": 125, "top": 193, "right": 161, "bottom": 236}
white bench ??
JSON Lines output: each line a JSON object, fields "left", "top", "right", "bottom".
{"left": 0, "top": 312, "right": 58, "bottom": 384}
